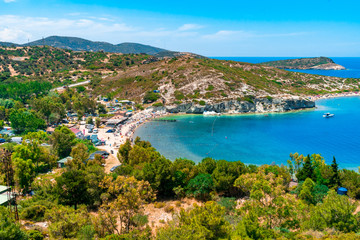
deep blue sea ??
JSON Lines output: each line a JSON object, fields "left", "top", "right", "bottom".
{"left": 135, "top": 57, "right": 360, "bottom": 169}
{"left": 214, "top": 57, "right": 360, "bottom": 78}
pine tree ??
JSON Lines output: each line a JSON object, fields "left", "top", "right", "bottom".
{"left": 330, "top": 156, "right": 340, "bottom": 188}
{"left": 296, "top": 154, "right": 314, "bottom": 182}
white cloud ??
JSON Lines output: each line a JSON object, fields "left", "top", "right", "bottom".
{"left": 0, "top": 28, "right": 30, "bottom": 42}
{"left": 4, "top": 0, "right": 16, "bottom": 3}
{"left": 0, "top": 15, "right": 136, "bottom": 43}
{"left": 203, "top": 30, "right": 253, "bottom": 40}
{"left": 178, "top": 24, "right": 203, "bottom": 31}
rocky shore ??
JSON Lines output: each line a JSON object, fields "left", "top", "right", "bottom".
{"left": 155, "top": 97, "right": 315, "bottom": 114}
{"left": 310, "top": 63, "right": 346, "bottom": 70}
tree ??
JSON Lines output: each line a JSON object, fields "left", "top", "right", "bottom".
{"left": 84, "top": 164, "right": 106, "bottom": 208}
{"left": 69, "top": 143, "right": 89, "bottom": 170}
{"left": 143, "top": 91, "right": 160, "bottom": 103}
{"left": 186, "top": 173, "right": 214, "bottom": 200}
{"left": 12, "top": 140, "right": 56, "bottom": 193}
{"left": 100, "top": 176, "right": 155, "bottom": 233}
{"left": 95, "top": 117, "right": 101, "bottom": 128}
{"left": 235, "top": 168, "right": 305, "bottom": 230}
{"left": 211, "top": 160, "right": 246, "bottom": 195}
{"left": 10, "top": 109, "right": 46, "bottom": 133}
{"left": 156, "top": 202, "right": 230, "bottom": 240}
{"left": 142, "top": 157, "right": 173, "bottom": 197}
{"left": 12, "top": 157, "right": 35, "bottom": 194}
{"left": 55, "top": 169, "right": 89, "bottom": 209}
{"left": 45, "top": 205, "right": 90, "bottom": 239}
{"left": 30, "top": 96, "right": 66, "bottom": 124}
{"left": 304, "top": 190, "right": 359, "bottom": 232}
{"left": 197, "top": 157, "right": 217, "bottom": 175}
{"left": 299, "top": 178, "right": 315, "bottom": 204}
{"left": 86, "top": 116, "right": 93, "bottom": 125}
{"left": 330, "top": 156, "right": 340, "bottom": 189}
{"left": 296, "top": 154, "right": 314, "bottom": 182}
{"left": 50, "top": 126, "right": 76, "bottom": 158}
{"left": 0, "top": 206, "right": 28, "bottom": 240}
{"left": 117, "top": 139, "right": 132, "bottom": 164}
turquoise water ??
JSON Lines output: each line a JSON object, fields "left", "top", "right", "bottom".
{"left": 135, "top": 97, "right": 360, "bottom": 169}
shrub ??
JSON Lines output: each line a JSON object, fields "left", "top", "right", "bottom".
{"left": 152, "top": 102, "right": 164, "bottom": 107}
{"left": 207, "top": 85, "right": 214, "bottom": 91}
{"left": 27, "top": 229, "right": 44, "bottom": 240}
{"left": 143, "top": 91, "right": 160, "bottom": 103}
{"left": 154, "top": 202, "right": 166, "bottom": 208}
{"left": 174, "top": 91, "right": 185, "bottom": 100}
{"left": 20, "top": 205, "right": 48, "bottom": 221}
{"left": 199, "top": 100, "right": 206, "bottom": 106}
{"left": 164, "top": 205, "right": 175, "bottom": 213}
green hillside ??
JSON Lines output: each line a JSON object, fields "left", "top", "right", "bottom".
{"left": 261, "top": 57, "right": 336, "bottom": 69}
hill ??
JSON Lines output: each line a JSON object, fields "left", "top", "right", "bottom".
{"left": 24, "top": 36, "right": 166, "bottom": 55}
{"left": 0, "top": 36, "right": 201, "bottom": 58}
{"left": 93, "top": 57, "right": 359, "bottom": 104}
{"left": 0, "top": 46, "right": 358, "bottom": 105}
{"left": 260, "top": 57, "right": 346, "bottom": 70}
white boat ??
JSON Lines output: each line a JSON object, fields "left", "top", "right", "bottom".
{"left": 203, "top": 111, "right": 220, "bottom": 116}
{"left": 323, "top": 112, "right": 335, "bottom": 118}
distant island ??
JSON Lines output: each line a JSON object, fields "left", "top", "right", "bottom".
{"left": 260, "top": 57, "right": 346, "bottom": 70}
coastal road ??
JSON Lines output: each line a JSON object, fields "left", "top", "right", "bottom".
{"left": 51, "top": 80, "right": 90, "bottom": 92}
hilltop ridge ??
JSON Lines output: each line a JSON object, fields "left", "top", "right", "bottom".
{"left": 0, "top": 36, "right": 204, "bottom": 59}
{"left": 261, "top": 57, "right": 346, "bottom": 70}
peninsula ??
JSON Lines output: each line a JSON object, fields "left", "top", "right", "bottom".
{"left": 260, "top": 57, "right": 346, "bottom": 70}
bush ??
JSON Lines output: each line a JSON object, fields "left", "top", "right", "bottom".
{"left": 199, "top": 100, "right": 206, "bottom": 106}
{"left": 143, "top": 91, "right": 160, "bottom": 103}
{"left": 27, "top": 229, "right": 44, "bottom": 240}
{"left": 154, "top": 202, "right": 166, "bottom": 208}
{"left": 152, "top": 102, "right": 164, "bottom": 107}
{"left": 207, "top": 85, "right": 214, "bottom": 91}
{"left": 174, "top": 91, "right": 185, "bottom": 100}
{"left": 20, "top": 205, "right": 48, "bottom": 222}
{"left": 164, "top": 205, "right": 174, "bottom": 213}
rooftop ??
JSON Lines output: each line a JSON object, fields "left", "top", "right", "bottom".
{"left": 0, "top": 185, "right": 10, "bottom": 194}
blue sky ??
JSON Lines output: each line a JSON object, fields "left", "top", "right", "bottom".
{"left": 1, "top": 0, "right": 360, "bottom": 56}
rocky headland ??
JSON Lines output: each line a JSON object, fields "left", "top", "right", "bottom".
{"left": 261, "top": 57, "right": 346, "bottom": 70}
{"left": 154, "top": 97, "right": 315, "bottom": 114}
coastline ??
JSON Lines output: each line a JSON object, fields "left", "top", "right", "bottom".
{"left": 309, "top": 91, "right": 360, "bottom": 101}
{"left": 127, "top": 91, "right": 360, "bottom": 144}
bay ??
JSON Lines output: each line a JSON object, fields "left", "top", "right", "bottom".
{"left": 135, "top": 97, "right": 360, "bottom": 169}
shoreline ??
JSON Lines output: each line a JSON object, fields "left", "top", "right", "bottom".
{"left": 309, "top": 91, "right": 360, "bottom": 101}
{"left": 127, "top": 92, "right": 360, "bottom": 144}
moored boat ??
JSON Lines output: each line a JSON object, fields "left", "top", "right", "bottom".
{"left": 323, "top": 112, "right": 334, "bottom": 118}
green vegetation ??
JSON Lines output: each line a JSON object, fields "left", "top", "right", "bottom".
{"left": 1, "top": 133, "right": 360, "bottom": 239}
{"left": 261, "top": 57, "right": 336, "bottom": 69}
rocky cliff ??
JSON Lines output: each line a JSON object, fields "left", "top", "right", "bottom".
{"left": 155, "top": 97, "right": 315, "bottom": 114}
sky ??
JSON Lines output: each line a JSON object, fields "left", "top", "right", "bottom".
{"left": 0, "top": 0, "right": 360, "bottom": 57}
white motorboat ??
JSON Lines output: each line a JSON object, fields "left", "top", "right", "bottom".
{"left": 323, "top": 112, "right": 334, "bottom": 118}
{"left": 203, "top": 111, "right": 220, "bottom": 116}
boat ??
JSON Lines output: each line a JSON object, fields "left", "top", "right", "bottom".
{"left": 203, "top": 111, "right": 220, "bottom": 116}
{"left": 323, "top": 112, "right": 335, "bottom": 118}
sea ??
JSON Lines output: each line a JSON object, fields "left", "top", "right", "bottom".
{"left": 134, "top": 57, "right": 360, "bottom": 169}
